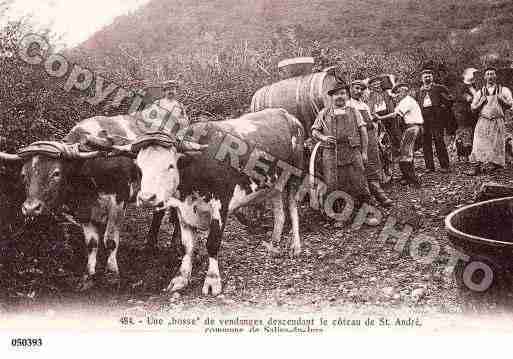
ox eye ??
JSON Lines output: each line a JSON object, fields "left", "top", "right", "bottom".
{"left": 51, "top": 170, "right": 61, "bottom": 179}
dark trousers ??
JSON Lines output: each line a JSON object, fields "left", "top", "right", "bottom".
{"left": 423, "top": 123, "right": 449, "bottom": 170}
{"left": 384, "top": 120, "right": 402, "bottom": 157}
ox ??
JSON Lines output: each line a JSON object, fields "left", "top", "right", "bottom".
{"left": 0, "top": 99, "right": 194, "bottom": 289}
{"left": 115, "top": 108, "right": 305, "bottom": 295}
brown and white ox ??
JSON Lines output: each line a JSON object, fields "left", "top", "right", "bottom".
{"left": 114, "top": 108, "right": 305, "bottom": 295}
{"left": 0, "top": 98, "right": 192, "bottom": 289}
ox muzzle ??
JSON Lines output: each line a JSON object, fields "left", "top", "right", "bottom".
{"left": 98, "top": 132, "right": 208, "bottom": 210}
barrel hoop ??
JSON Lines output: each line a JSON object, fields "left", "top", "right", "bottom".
{"left": 310, "top": 72, "right": 323, "bottom": 115}
{"left": 264, "top": 84, "right": 272, "bottom": 109}
{"left": 295, "top": 78, "right": 303, "bottom": 123}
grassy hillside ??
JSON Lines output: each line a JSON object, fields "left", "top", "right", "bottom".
{"left": 79, "top": 0, "right": 512, "bottom": 60}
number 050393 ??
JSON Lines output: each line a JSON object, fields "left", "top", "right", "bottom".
{"left": 11, "top": 338, "right": 43, "bottom": 347}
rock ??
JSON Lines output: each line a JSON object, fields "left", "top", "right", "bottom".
{"left": 382, "top": 287, "right": 395, "bottom": 297}
{"left": 285, "top": 288, "right": 295, "bottom": 295}
{"left": 348, "top": 290, "right": 359, "bottom": 297}
{"left": 368, "top": 217, "right": 380, "bottom": 226}
{"left": 411, "top": 288, "right": 426, "bottom": 301}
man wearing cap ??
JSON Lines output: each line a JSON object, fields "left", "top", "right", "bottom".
{"left": 376, "top": 83, "right": 423, "bottom": 187}
{"left": 468, "top": 66, "right": 513, "bottom": 175}
{"left": 349, "top": 79, "right": 393, "bottom": 207}
{"left": 311, "top": 83, "right": 372, "bottom": 220}
{"left": 415, "top": 68, "right": 453, "bottom": 173}
{"left": 453, "top": 68, "right": 479, "bottom": 162}
{"left": 140, "top": 80, "right": 190, "bottom": 133}
{"left": 160, "top": 79, "right": 189, "bottom": 127}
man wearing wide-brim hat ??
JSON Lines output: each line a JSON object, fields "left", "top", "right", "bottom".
{"left": 375, "top": 82, "right": 423, "bottom": 187}
{"left": 348, "top": 78, "right": 393, "bottom": 207}
{"left": 312, "top": 83, "right": 374, "bottom": 226}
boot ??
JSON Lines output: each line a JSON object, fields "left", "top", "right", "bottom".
{"left": 405, "top": 161, "right": 421, "bottom": 188}
{"left": 369, "top": 181, "right": 393, "bottom": 207}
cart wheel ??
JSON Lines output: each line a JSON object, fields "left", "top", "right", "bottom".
{"left": 454, "top": 255, "right": 507, "bottom": 295}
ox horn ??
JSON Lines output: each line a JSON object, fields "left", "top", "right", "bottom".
{"left": 60, "top": 143, "right": 103, "bottom": 160}
{"left": 108, "top": 144, "right": 136, "bottom": 158}
{"left": 75, "top": 150, "right": 103, "bottom": 159}
{"left": 0, "top": 151, "right": 22, "bottom": 161}
{"left": 179, "top": 140, "right": 209, "bottom": 152}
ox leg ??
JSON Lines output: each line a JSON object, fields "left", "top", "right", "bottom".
{"left": 79, "top": 222, "right": 100, "bottom": 291}
{"left": 202, "top": 201, "right": 227, "bottom": 296}
{"left": 103, "top": 197, "right": 125, "bottom": 285}
{"left": 167, "top": 212, "right": 195, "bottom": 292}
{"left": 288, "top": 188, "right": 301, "bottom": 257}
{"left": 168, "top": 207, "right": 183, "bottom": 256}
{"left": 262, "top": 192, "right": 286, "bottom": 256}
{"left": 145, "top": 210, "right": 165, "bottom": 251}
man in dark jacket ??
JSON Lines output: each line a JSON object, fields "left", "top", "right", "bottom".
{"left": 415, "top": 68, "right": 454, "bottom": 173}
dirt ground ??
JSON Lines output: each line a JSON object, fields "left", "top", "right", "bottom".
{"left": 1, "top": 153, "right": 513, "bottom": 324}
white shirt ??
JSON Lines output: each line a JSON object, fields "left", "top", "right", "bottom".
{"left": 423, "top": 93, "right": 432, "bottom": 107}
{"left": 479, "top": 85, "right": 513, "bottom": 102}
{"left": 374, "top": 99, "right": 387, "bottom": 113}
{"left": 347, "top": 98, "right": 375, "bottom": 130}
{"left": 471, "top": 85, "right": 513, "bottom": 111}
{"left": 347, "top": 98, "right": 372, "bottom": 119}
{"left": 396, "top": 95, "right": 424, "bottom": 125}
{"left": 140, "top": 98, "right": 190, "bottom": 132}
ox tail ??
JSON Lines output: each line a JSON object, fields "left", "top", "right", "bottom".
{"left": 281, "top": 108, "right": 305, "bottom": 156}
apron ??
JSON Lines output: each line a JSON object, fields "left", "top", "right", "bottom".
{"left": 470, "top": 87, "right": 505, "bottom": 166}
{"left": 322, "top": 108, "right": 359, "bottom": 192}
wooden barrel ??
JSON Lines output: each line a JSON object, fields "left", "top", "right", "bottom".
{"left": 277, "top": 57, "right": 314, "bottom": 79}
{"left": 250, "top": 70, "right": 337, "bottom": 138}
